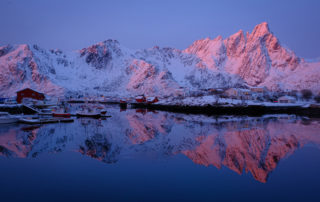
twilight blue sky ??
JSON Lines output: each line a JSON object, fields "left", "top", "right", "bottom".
{"left": 0, "top": 0, "right": 319, "bottom": 58}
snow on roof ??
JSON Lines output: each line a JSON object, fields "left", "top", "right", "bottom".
{"left": 146, "top": 96, "right": 157, "bottom": 101}
{"left": 16, "top": 88, "right": 44, "bottom": 95}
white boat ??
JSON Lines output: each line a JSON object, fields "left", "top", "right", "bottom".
{"left": 0, "top": 112, "right": 20, "bottom": 124}
{"left": 76, "top": 107, "right": 105, "bottom": 118}
{"left": 19, "top": 117, "right": 59, "bottom": 124}
{"left": 19, "top": 118, "right": 41, "bottom": 124}
{"left": 38, "top": 108, "right": 53, "bottom": 116}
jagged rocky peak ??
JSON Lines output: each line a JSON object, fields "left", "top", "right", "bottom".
{"left": 224, "top": 30, "right": 246, "bottom": 57}
{"left": 0, "top": 22, "right": 319, "bottom": 97}
{"left": 0, "top": 44, "right": 31, "bottom": 58}
{"left": 0, "top": 44, "right": 14, "bottom": 57}
{"left": 80, "top": 39, "right": 122, "bottom": 56}
{"left": 79, "top": 39, "right": 123, "bottom": 69}
{"left": 184, "top": 36, "right": 221, "bottom": 54}
{"left": 249, "top": 22, "right": 271, "bottom": 38}
{"left": 136, "top": 45, "right": 181, "bottom": 62}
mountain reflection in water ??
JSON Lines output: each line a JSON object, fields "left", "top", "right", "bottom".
{"left": 0, "top": 108, "right": 320, "bottom": 183}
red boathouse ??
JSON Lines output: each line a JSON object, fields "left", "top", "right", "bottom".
{"left": 146, "top": 97, "right": 159, "bottom": 104}
{"left": 135, "top": 95, "right": 146, "bottom": 103}
{"left": 16, "top": 88, "right": 45, "bottom": 103}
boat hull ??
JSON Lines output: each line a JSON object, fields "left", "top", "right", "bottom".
{"left": 53, "top": 113, "right": 71, "bottom": 118}
{"left": 0, "top": 117, "right": 19, "bottom": 124}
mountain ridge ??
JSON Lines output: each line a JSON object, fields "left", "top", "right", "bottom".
{"left": 0, "top": 22, "right": 319, "bottom": 97}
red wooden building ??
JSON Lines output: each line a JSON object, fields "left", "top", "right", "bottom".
{"left": 135, "top": 95, "right": 146, "bottom": 103}
{"left": 16, "top": 88, "right": 45, "bottom": 103}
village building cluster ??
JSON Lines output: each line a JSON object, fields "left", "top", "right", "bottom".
{"left": 0, "top": 86, "right": 319, "bottom": 106}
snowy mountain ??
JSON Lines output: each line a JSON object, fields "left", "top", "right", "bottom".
{"left": 184, "top": 22, "right": 320, "bottom": 92}
{"left": 0, "top": 22, "right": 319, "bottom": 97}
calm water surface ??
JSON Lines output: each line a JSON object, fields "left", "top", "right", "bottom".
{"left": 1, "top": 106, "right": 320, "bottom": 202}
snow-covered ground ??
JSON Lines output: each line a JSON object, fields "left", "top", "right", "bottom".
{"left": 0, "top": 22, "right": 320, "bottom": 99}
{"left": 155, "top": 95, "right": 313, "bottom": 107}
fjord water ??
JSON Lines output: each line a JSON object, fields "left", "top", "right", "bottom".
{"left": 0, "top": 107, "right": 320, "bottom": 202}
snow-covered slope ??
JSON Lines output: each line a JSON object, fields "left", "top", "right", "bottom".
{"left": 0, "top": 22, "right": 319, "bottom": 97}
{"left": 184, "top": 22, "right": 320, "bottom": 92}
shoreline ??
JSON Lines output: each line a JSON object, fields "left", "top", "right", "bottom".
{"left": 2, "top": 102, "right": 320, "bottom": 118}
{"left": 131, "top": 103, "right": 320, "bottom": 117}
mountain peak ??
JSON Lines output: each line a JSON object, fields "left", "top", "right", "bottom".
{"left": 251, "top": 22, "right": 271, "bottom": 38}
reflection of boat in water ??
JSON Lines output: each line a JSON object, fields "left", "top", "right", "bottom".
{"left": 100, "top": 110, "right": 107, "bottom": 115}
{"left": 19, "top": 117, "right": 74, "bottom": 124}
{"left": 136, "top": 108, "right": 147, "bottom": 115}
{"left": 58, "top": 118, "right": 74, "bottom": 123}
{"left": 2, "top": 109, "right": 320, "bottom": 184}
{"left": 76, "top": 112, "right": 101, "bottom": 118}
{"left": 21, "top": 125, "right": 41, "bottom": 132}
{"left": 0, "top": 112, "right": 20, "bottom": 124}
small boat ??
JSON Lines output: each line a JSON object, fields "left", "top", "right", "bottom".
{"left": 100, "top": 110, "right": 107, "bottom": 115}
{"left": 95, "top": 105, "right": 107, "bottom": 115}
{"left": 39, "top": 108, "right": 53, "bottom": 116}
{"left": 19, "top": 118, "right": 42, "bottom": 124}
{"left": 19, "top": 117, "right": 59, "bottom": 124}
{"left": 53, "top": 113, "right": 71, "bottom": 118}
{"left": 34, "top": 103, "right": 56, "bottom": 109}
{"left": 52, "top": 106, "right": 71, "bottom": 117}
{"left": 0, "top": 112, "right": 20, "bottom": 124}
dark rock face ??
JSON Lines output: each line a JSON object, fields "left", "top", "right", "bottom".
{"left": 80, "top": 40, "right": 123, "bottom": 70}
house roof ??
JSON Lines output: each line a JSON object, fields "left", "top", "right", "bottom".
{"left": 16, "top": 88, "right": 44, "bottom": 95}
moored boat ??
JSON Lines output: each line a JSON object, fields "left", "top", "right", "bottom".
{"left": 39, "top": 108, "right": 53, "bottom": 116}
{"left": 19, "top": 117, "right": 60, "bottom": 124}
{"left": 0, "top": 112, "right": 20, "bottom": 124}
{"left": 19, "top": 118, "right": 41, "bottom": 124}
{"left": 53, "top": 113, "right": 71, "bottom": 118}
{"left": 100, "top": 110, "right": 107, "bottom": 115}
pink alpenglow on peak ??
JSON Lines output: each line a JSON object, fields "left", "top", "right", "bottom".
{"left": 0, "top": 22, "right": 320, "bottom": 97}
{"left": 250, "top": 22, "right": 271, "bottom": 38}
